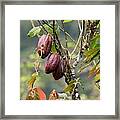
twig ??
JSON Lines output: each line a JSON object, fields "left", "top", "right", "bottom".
{"left": 30, "top": 20, "right": 35, "bottom": 27}
{"left": 37, "top": 20, "right": 48, "bottom": 34}
{"left": 61, "top": 20, "right": 68, "bottom": 48}
{"left": 42, "top": 20, "right": 53, "bottom": 29}
{"left": 71, "top": 20, "right": 83, "bottom": 56}
{"left": 53, "top": 20, "right": 55, "bottom": 39}
{"left": 52, "top": 20, "right": 60, "bottom": 53}
{"left": 56, "top": 21, "right": 76, "bottom": 43}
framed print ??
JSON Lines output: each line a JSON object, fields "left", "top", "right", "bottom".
{"left": 0, "top": 0, "right": 120, "bottom": 119}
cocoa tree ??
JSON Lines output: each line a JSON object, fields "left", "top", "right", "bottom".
{"left": 26, "top": 20, "right": 100, "bottom": 100}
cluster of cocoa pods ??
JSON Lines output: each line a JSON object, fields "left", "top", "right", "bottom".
{"left": 36, "top": 34, "right": 65, "bottom": 80}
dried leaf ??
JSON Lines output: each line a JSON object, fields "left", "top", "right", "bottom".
{"left": 88, "top": 60, "right": 100, "bottom": 80}
{"left": 49, "top": 89, "right": 59, "bottom": 100}
{"left": 28, "top": 72, "right": 38, "bottom": 89}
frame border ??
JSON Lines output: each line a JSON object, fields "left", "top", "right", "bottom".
{"left": 0, "top": 0, "right": 119, "bottom": 119}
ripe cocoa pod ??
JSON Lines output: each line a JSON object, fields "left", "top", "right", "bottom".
{"left": 36, "top": 34, "right": 52, "bottom": 59}
{"left": 45, "top": 53, "right": 60, "bottom": 74}
{"left": 52, "top": 58, "right": 65, "bottom": 80}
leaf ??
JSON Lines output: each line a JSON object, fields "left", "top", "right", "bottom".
{"left": 69, "top": 80, "right": 76, "bottom": 84}
{"left": 84, "top": 47, "right": 99, "bottom": 57}
{"left": 94, "top": 73, "right": 100, "bottom": 82}
{"left": 63, "top": 80, "right": 76, "bottom": 93}
{"left": 63, "top": 84, "right": 75, "bottom": 93}
{"left": 63, "top": 20, "right": 73, "bottom": 23}
{"left": 34, "top": 92, "right": 40, "bottom": 100}
{"left": 88, "top": 66, "right": 100, "bottom": 79}
{"left": 89, "top": 62, "right": 99, "bottom": 75}
{"left": 79, "top": 62, "right": 91, "bottom": 72}
{"left": 51, "top": 43, "right": 57, "bottom": 53}
{"left": 84, "top": 47, "right": 100, "bottom": 63}
{"left": 43, "top": 24, "right": 53, "bottom": 33}
{"left": 90, "top": 34, "right": 100, "bottom": 48}
{"left": 27, "top": 26, "right": 41, "bottom": 38}
{"left": 28, "top": 72, "right": 38, "bottom": 89}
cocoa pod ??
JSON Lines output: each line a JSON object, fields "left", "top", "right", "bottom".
{"left": 52, "top": 58, "right": 66, "bottom": 80}
{"left": 45, "top": 53, "right": 60, "bottom": 74}
{"left": 36, "top": 34, "right": 52, "bottom": 59}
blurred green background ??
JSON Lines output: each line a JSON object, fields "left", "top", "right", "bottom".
{"left": 20, "top": 20, "right": 100, "bottom": 100}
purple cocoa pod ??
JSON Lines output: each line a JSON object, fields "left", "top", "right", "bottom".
{"left": 52, "top": 58, "right": 65, "bottom": 80}
{"left": 45, "top": 53, "right": 60, "bottom": 74}
{"left": 36, "top": 34, "right": 52, "bottom": 59}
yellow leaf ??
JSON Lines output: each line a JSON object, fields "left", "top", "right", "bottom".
{"left": 88, "top": 63, "right": 100, "bottom": 79}
{"left": 28, "top": 72, "right": 38, "bottom": 89}
{"left": 94, "top": 73, "right": 100, "bottom": 82}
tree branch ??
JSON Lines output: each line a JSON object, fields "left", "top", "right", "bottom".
{"left": 71, "top": 20, "right": 83, "bottom": 56}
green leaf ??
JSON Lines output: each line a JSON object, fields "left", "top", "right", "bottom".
{"left": 51, "top": 43, "right": 57, "bottom": 53}
{"left": 87, "top": 50, "right": 99, "bottom": 63}
{"left": 63, "top": 84, "right": 75, "bottom": 93}
{"left": 63, "top": 20, "right": 73, "bottom": 23}
{"left": 84, "top": 47, "right": 99, "bottom": 57}
{"left": 27, "top": 26, "right": 41, "bottom": 38}
{"left": 63, "top": 80, "right": 76, "bottom": 93}
{"left": 84, "top": 47, "right": 100, "bottom": 63}
{"left": 43, "top": 24, "right": 53, "bottom": 34}
{"left": 90, "top": 34, "right": 100, "bottom": 48}
{"left": 68, "top": 80, "right": 76, "bottom": 84}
